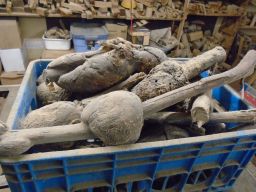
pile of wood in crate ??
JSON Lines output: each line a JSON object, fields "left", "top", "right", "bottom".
{"left": 0, "top": 37, "right": 256, "bottom": 156}
{"left": 0, "top": 0, "right": 184, "bottom": 19}
{"left": 189, "top": 0, "right": 244, "bottom": 16}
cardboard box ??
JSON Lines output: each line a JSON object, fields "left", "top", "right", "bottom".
{"left": 23, "top": 38, "right": 44, "bottom": 61}
{"left": 105, "top": 23, "right": 128, "bottom": 40}
{"left": 0, "top": 48, "right": 27, "bottom": 72}
{"left": 0, "top": 18, "right": 22, "bottom": 49}
{"left": 41, "top": 49, "right": 75, "bottom": 59}
{"left": 1, "top": 71, "right": 24, "bottom": 85}
{"left": 19, "top": 18, "right": 47, "bottom": 39}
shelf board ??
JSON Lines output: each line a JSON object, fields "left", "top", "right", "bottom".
{"left": 0, "top": 11, "right": 183, "bottom": 21}
{"left": 239, "top": 26, "right": 256, "bottom": 30}
{"left": 188, "top": 12, "right": 242, "bottom": 17}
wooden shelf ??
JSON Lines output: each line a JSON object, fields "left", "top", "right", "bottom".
{"left": 239, "top": 26, "right": 256, "bottom": 30}
{"left": 188, "top": 12, "right": 242, "bottom": 17}
{"left": 0, "top": 11, "right": 183, "bottom": 21}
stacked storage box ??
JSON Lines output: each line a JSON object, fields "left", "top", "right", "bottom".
{"left": 71, "top": 23, "right": 108, "bottom": 52}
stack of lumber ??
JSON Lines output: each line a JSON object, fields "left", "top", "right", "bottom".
{"left": 189, "top": 0, "right": 244, "bottom": 16}
{"left": 134, "top": 0, "right": 183, "bottom": 19}
{"left": 173, "top": 18, "right": 238, "bottom": 57}
{"left": 0, "top": 0, "right": 184, "bottom": 19}
{"left": 241, "top": 11, "right": 256, "bottom": 27}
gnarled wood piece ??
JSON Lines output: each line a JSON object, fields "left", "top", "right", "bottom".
{"left": 132, "top": 46, "right": 226, "bottom": 101}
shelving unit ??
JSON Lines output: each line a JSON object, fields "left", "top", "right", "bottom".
{"left": 0, "top": 0, "right": 251, "bottom": 61}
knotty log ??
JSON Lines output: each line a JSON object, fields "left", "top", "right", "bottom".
{"left": 0, "top": 51, "right": 255, "bottom": 156}
{"left": 132, "top": 46, "right": 226, "bottom": 101}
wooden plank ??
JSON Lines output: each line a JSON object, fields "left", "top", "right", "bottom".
{"left": 58, "top": 7, "right": 72, "bottom": 15}
{"left": 232, "top": 36, "right": 245, "bottom": 67}
{"left": 188, "top": 31, "right": 203, "bottom": 41}
{"left": 94, "top": 1, "right": 112, "bottom": 8}
{"left": 61, "top": 2, "right": 86, "bottom": 12}
{"left": 250, "top": 15, "right": 256, "bottom": 27}
{"left": 36, "top": 7, "right": 48, "bottom": 16}
{"left": 213, "top": 17, "right": 223, "bottom": 36}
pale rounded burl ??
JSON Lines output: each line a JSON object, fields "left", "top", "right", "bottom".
{"left": 81, "top": 91, "right": 143, "bottom": 145}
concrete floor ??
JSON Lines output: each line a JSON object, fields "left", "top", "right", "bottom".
{"left": 231, "top": 162, "right": 256, "bottom": 192}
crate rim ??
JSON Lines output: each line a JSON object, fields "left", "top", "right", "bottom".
{"left": 0, "top": 128, "right": 256, "bottom": 163}
{"left": 2, "top": 59, "right": 255, "bottom": 163}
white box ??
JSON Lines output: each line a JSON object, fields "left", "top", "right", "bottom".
{"left": 23, "top": 38, "right": 44, "bottom": 61}
{"left": 0, "top": 48, "right": 26, "bottom": 72}
{"left": 42, "top": 35, "right": 71, "bottom": 50}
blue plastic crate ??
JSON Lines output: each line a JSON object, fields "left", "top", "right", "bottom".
{"left": 71, "top": 23, "right": 108, "bottom": 52}
{"left": 1, "top": 59, "right": 256, "bottom": 192}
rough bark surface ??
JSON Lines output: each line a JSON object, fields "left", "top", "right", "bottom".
{"left": 132, "top": 47, "right": 226, "bottom": 101}
{"left": 37, "top": 82, "right": 71, "bottom": 105}
{"left": 21, "top": 101, "right": 83, "bottom": 129}
{"left": 81, "top": 91, "right": 144, "bottom": 145}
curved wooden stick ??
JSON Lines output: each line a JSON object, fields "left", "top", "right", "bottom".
{"left": 0, "top": 50, "right": 256, "bottom": 156}
{"left": 0, "top": 123, "right": 94, "bottom": 155}
{"left": 143, "top": 50, "right": 256, "bottom": 117}
{"left": 147, "top": 110, "right": 256, "bottom": 124}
